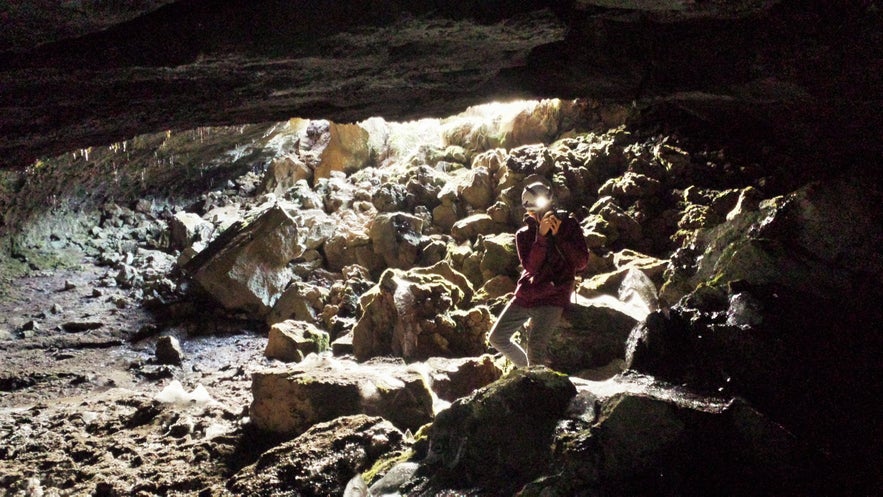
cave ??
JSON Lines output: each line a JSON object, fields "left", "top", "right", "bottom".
{"left": 1, "top": 2, "right": 881, "bottom": 496}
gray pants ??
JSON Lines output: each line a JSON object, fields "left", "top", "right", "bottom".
{"left": 487, "top": 302, "right": 563, "bottom": 368}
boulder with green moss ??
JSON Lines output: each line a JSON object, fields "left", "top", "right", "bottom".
{"left": 420, "top": 368, "right": 575, "bottom": 495}
{"left": 228, "top": 415, "right": 409, "bottom": 496}
{"left": 352, "top": 267, "right": 489, "bottom": 361}
{"left": 264, "top": 320, "right": 330, "bottom": 363}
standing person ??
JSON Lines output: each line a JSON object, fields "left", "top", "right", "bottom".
{"left": 488, "top": 180, "right": 588, "bottom": 368}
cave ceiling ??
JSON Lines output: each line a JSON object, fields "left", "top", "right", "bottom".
{"left": 0, "top": 0, "right": 880, "bottom": 170}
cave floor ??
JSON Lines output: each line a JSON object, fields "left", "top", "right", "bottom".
{"left": 0, "top": 254, "right": 271, "bottom": 496}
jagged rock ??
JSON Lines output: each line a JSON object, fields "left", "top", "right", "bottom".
{"left": 181, "top": 202, "right": 303, "bottom": 317}
{"left": 372, "top": 182, "right": 408, "bottom": 212}
{"left": 168, "top": 212, "right": 214, "bottom": 251}
{"left": 368, "top": 212, "right": 425, "bottom": 269}
{"left": 505, "top": 144, "right": 555, "bottom": 176}
{"left": 458, "top": 167, "right": 494, "bottom": 210}
{"left": 478, "top": 232, "right": 518, "bottom": 282}
{"left": 266, "top": 281, "right": 326, "bottom": 326}
{"left": 306, "top": 120, "right": 371, "bottom": 182}
{"left": 474, "top": 274, "right": 516, "bottom": 302}
{"left": 264, "top": 320, "right": 330, "bottom": 363}
{"left": 422, "top": 368, "right": 575, "bottom": 495}
{"left": 115, "top": 264, "right": 140, "bottom": 289}
{"left": 449, "top": 213, "right": 496, "bottom": 243}
{"left": 229, "top": 415, "right": 409, "bottom": 497}
{"left": 538, "top": 379, "right": 817, "bottom": 497}
{"left": 352, "top": 267, "right": 488, "bottom": 361}
{"left": 501, "top": 99, "right": 576, "bottom": 149}
{"left": 331, "top": 331, "right": 354, "bottom": 356}
{"left": 423, "top": 355, "right": 502, "bottom": 403}
{"left": 662, "top": 177, "right": 883, "bottom": 305}
{"left": 411, "top": 260, "right": 475, "bottom": 304}
{"left": 585, "top": 196, "right": 642, "bottom": 248}
{"left": 155, "top": 336, "right": 184, "bottom": 365}
{"left": 598, "top": 172, "right": 663, "bottom": 199}
{"left": 548, "top": 299, "right": 638, "bottom": 373}
{"left": 249, "top": 357, "right": 434, "bottom": 435}
{"left": 431, "top": 200, "right": 460, "bottom": 232}
{"left": 577, "top": 251, "right": 667, "bottom": 299}
{"left": 262, "top": 155, "right": 312, "bottom": 196}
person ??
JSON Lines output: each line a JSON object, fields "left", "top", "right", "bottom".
{"left": 488, "top": 180, "right": 588, "bottom": 368}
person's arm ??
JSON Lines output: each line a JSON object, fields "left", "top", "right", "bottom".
{"left": 517, "top": 219, "right": 549, "bottom": 276}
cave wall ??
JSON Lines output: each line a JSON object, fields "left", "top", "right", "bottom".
{"left": 0, "top": 0, "right": 880, "bottom": 171}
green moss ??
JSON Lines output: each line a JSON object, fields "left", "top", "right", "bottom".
{"left": 361, "top": 448, "right": 417, "bottom": 485}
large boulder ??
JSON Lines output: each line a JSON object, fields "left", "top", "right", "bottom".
{"left": 168, "top": 212, "right": 214, "bottom": 251}
{"left": 548, "top": 298, "right": 639, "bottom": 374}
{"left": 352, "top": 267, "right": 490, "bottom": 361}
{"left": 368, "top": 212, "right": 425, "bottom": 269}
{"left": 309, "top": 120, "right": 372, "bottom": 182}
{"left": 266, "top": 280, "right": 328, "bottom": 326}
{"left": 419, "top": 368, "right": 576, "bottom": 495}
{"left": 450, "top": 213, "right": 496, "bottom": 243}
{"left": 250, "top": 357, "right": 434, "bottom": 436}
{"left": 535, "top": 377, "right": 818, "bottom": 497}
{"left": 181, "top": 202, "right": 303, "bottom": 317}
{"left": 228, "top": 415, "right": 409, "bottom": 497}
{"left": 261, "top": 155, "right": 312, "bottom": 196}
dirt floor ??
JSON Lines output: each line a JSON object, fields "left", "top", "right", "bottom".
{"left": 0, "top": 253, "right": 277, "bottom": 496}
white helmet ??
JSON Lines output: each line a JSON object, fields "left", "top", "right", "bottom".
{"left": 522, "top": 181, "right": 552, "bottom": 212}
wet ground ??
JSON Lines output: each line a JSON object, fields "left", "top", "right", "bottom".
{"left": 0, "top": 254, "right": 275, "bottom": 496}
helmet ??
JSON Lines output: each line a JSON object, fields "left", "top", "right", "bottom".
{"left": 522, "top": 181, "right": 552, "bottom": 212}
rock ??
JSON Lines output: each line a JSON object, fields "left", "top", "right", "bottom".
{"left": 115, "top": 264, "right": 140, "bottom": 289}
{"left": 585, "top": 196, "right": 642, "bottom": 248}
{"left": 577, "top": 251, "right": 667, "bottom": 299}
{"left": 423, "top": 355, "right": 502, "bottom": 403}
{"left": 155, "top": 336, "right": 184, "bottom": 365}
{"left": 352, "top": 267, "right": 488, "bottom": 361}
{"left": 598, "top": 172, "right": 662, "bottom": 199}
{"left": 423, "top": 368, "right": 575, "bottom": 494}
{"left": 450, "top": 213, "right": 496, "bottom": 243}
{"left": 61, "top": 321, "right": 103, "bottom": 333}
{"left": 331, "top": 331, "right": 354, "bottom": 356}
{"left": 474, "top": 274, "right": 516, "bottom": 302}
{"left": 181, "top": 202, "right": 303, "bottom": 317}
{"left": 541, "top": 378, "right": 817, "bottom": 497}
{"left": 62, "top": 280, "right": 76, "bottom": 291}
{"left": 266, "top": 281, "right": 326, "bottom": 326}
{"left": 261, "top": 155, "right": 312, "bottom": 196}
{"left": 264, "top": 320, "right": 330, "bottom": 363}
{"left": 431, "top": 201, "right": 460, "bottom": 232}
{"left": 459, "top": 167, "right": 494, "bottom": 210}
{"left": 249, "top": 357, "right": 434, "bottom": 435}
{"left": 478, "top": 232, "right": 518, "bottom": 281}
{"left": 505, "top": 144, "right": 555, "bottom": 176}
{"left": 310, "top": 121, "right": 371, "bottom": 182}
{"left": 368, "top": 212, "right": 425, "bottom": 269}
{"left": 548, "top": 299, "right": 638, "bottom": 374}
{"left": 500, "top": 99, "right": 571, "bottom": 149}
{"left": 229, "top": 415, "right": 408, "bottom": 497}
{"left": 168, "top": 212, "right": 214, "bottom": 251}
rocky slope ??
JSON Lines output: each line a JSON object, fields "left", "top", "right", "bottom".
{"left": 1, "top": 99, "right": 880, "bottom": 496}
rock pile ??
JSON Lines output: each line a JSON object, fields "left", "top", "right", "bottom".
{"left": 3, "top": 98, "right": 880, "bottom": 495}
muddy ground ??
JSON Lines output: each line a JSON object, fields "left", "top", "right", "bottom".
{"left": 0, "top": 253, "right": 280, "bottom": 496}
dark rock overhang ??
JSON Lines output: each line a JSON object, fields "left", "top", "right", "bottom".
{"left": 1, "top": 0, "right": 880, "bottom": 170}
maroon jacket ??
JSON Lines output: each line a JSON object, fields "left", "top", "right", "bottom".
{"left": 513, "top": 213, "right": 589, "bottom": 308}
